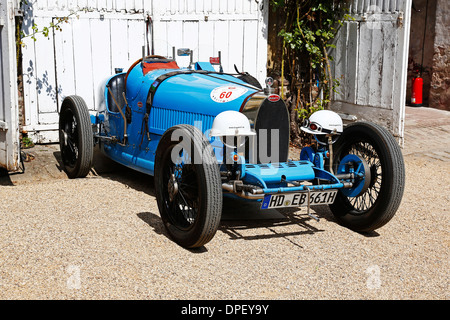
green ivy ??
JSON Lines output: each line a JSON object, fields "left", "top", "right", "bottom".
{"left": 17, "top": 3, "right": 84, "bottom": 46}
{"left": 271, "top": 0, "right": 352, "bottom": 120}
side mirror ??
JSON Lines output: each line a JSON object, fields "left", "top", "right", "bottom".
{"left": 176, "top": 48, "right": 193, "bottom": 69}
{"left": 177, "top": 48, "right": 191, "bottom": 56}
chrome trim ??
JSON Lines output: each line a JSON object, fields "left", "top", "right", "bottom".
{"left": 240, "top": 93, "right": 267, "bottom": 128}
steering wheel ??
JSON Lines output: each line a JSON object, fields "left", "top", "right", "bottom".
{"left": 124, "top": 55, "right": 168, "bottom": 92}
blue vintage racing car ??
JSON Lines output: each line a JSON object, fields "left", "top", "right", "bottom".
{"left": 59, "top": 52, "right": 405, "bottom": 248}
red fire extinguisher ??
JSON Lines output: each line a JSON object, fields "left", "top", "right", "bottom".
{"left": 411, "top": 76, "right": 423, "bottom": 107}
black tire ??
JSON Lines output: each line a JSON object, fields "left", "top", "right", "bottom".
{"left": 154, "top": 125, "right": 222, "bottom": 248}
{"left": 59, "top": 95, "right": 94, "bottom": 179}
{"left": 329, "top": 121, "right": 405, "bottom": 232}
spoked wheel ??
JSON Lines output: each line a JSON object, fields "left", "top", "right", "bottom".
{"left": 59, "top": 95, "right": 93, "bottom": 178}
{"left": 155, "top": 125, "right": 222, "bottom": 248}
{"left": 329, "top": 121, "right": 405, "bottom": 232}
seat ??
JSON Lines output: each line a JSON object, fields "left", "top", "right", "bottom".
{"left": 106, "top": 73, "right": 126, "bottom": 113}
{"left": 142, "top": 58, "right": 179, "bottom": 75}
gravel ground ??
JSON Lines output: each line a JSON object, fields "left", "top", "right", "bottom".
{"left": 0, "top": 107, "right": 448, "bottom": 300}
{"left": 0, "top": 152, "right": 448, "bottom": 300}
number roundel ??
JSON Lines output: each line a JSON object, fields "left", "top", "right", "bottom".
{"left": 210, "top": 86, "right": 248, "bottom": 103}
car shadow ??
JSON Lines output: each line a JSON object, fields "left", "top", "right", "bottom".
{"left": 52, "top": 147, "right": 379, "bottom": 246}
{"left": 136, "top": 205, "right": 333, "bottom": 251}
{"left": 136, "top": 211, "right": 166, "bottom": 237}
{"left": 219, "top": 198, "right": 337, "bottom": 248}
{"left": 136, "top": 211, "right": 209, "bottom": 253}
{"left": 86, "top": 150, "right": 344, "bottom": 247}
{"left": 94, "top": 166, "right": 156, "bottom": 197}
{"left": 54, "top": 146, "right": 157, "bottom": 197}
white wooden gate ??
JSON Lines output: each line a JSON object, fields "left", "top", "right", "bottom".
{"left": 330, "top": 0, "right": 412, "bottom": 145}
{"left": 0, "top": 0, "right": 20, "bottom": 171}
{"left": 20, "top": 0, "right": 269, "bottom": 143}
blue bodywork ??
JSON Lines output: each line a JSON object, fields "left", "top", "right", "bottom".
{"left": 95, "top": 63, "right": 259, "bottom": 176}
{"left": 92, "top": 59, "right": 366, "bottom": 203}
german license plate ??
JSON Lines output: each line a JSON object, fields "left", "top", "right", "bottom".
{"left": 261, "top": 190, "right": 338, "bottom": 209}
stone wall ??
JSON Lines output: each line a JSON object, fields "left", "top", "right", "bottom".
{"left": 407, "top": 0, "right": 436, "bottom": 107}
{"left": 407, "top": 0, "right": 449, "bottom": 110}
{"left": 428, "top": 0, "right": 449, "bottom": 111}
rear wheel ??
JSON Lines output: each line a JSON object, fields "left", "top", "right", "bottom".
{"left": 329, "top": 121, "right": 405, "bottom": 232}
{"left": 59, "top": 95, "right": 93, "bottom": 178}
{"left": 155, "top": 125, "right": 222, "bottom": 248}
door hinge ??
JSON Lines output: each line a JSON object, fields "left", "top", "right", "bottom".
{"left": 15, "top": 8, "right": 23, "bottom": 17}
{"left": 0, "top": 120, "right": 8, "bottom": 131}
{"left": 397, "top": 12, "right": 404, "bottom": 28}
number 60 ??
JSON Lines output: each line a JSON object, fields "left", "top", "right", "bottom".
{"left": 219, "top": 91, "right": 232, "bottom": 99}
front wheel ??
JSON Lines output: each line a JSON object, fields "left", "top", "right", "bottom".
{"left": 154, "top": 125, "right": 222, "bottom": 248}
{"left": 329, "top": 121, "right": 405, "bottom": 232}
